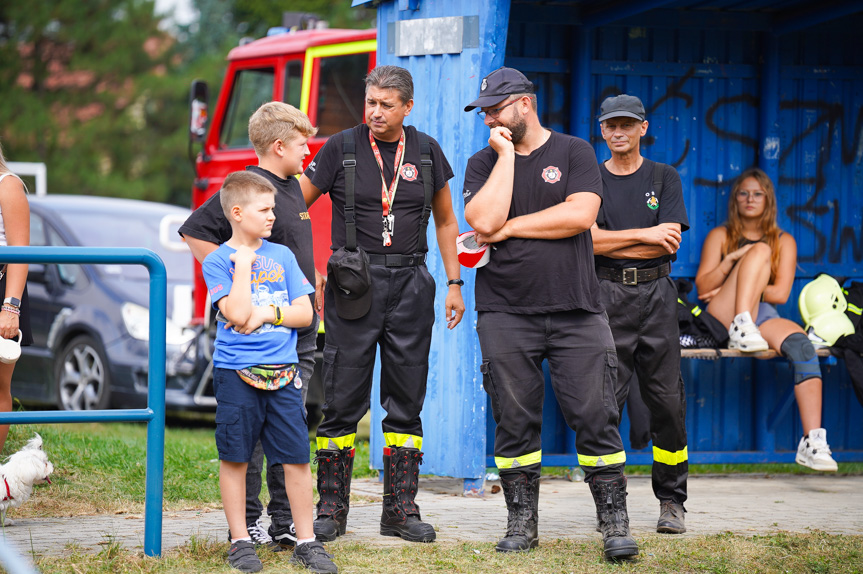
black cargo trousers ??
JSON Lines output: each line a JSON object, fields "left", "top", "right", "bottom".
{"left": 599, "top": 275, "right": 688, "bottom": 504}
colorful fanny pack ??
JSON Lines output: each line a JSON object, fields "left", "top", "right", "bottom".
{"left": 236, "top": 364, "right": 300, "bottom": 391}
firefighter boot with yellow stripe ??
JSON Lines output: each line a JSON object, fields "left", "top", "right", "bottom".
{"left": 313, "top": 447, "right": 354, "bottom": 542}
{"left": 380, "top": 446, "right": 436, "bottom": 542}
{"left": 495, "top": 472, "right": 539, "bottom": 552}
{"left": 589, "top": 474, "right": 639, "bottom": 560}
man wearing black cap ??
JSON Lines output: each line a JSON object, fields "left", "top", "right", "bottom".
{"left": 300, "top": 65, "right": 465, "bottom": 544}
{"left": 591, "top": 94, "right": 690, "bottom": 534}
{"left": 462, "top": 66, "right": 638, "bottom": 561}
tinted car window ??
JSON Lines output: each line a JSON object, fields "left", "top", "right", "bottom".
{"left": 52, "top": 208, "right": 190, "bottom": 282}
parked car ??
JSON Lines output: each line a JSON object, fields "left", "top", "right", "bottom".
{"left": 13, "top": 195, "right": 214, "bottom": 411}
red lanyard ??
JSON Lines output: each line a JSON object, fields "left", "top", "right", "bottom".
{"left": 369, "top": 129, "right": 405, "bottom": 219}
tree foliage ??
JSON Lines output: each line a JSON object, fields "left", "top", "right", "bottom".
{"left": 0, "top": 0, "right": 373, "bottom": 206}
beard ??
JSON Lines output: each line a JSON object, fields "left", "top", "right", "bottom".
{"left": 507, "top": 113, "right": 527, "bottom": 144}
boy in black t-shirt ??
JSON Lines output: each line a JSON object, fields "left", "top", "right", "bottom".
{"left": 463, "top": 66, "right": 638, "bottom": 561}
{"left": 180, "top": 102, "right": 322, "bottom": 549}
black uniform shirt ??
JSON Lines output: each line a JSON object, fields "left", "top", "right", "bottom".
{"left": 463, "top": 131, "right": 604, "bottom": 314}
{"left": 595, "top": 159, "right": 689, "bottom": 270}
{"left": 304, "top": 124, "right": 453, "bottom": 255}
{"left": 179, "top": 166, "right": 316, "bottom": 335}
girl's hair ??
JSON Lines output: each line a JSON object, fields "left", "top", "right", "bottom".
{"left": 724, "top": 167, "right": 782, "bottom": 281}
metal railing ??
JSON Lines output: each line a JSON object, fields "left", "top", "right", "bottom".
{"left": 0, "top": 246, "right": 167, "bottom": 558}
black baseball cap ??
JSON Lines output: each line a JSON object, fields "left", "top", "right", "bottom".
{"left": 464, "top": 67, "right": 535, "bottom": 112}
{"left": 597, "top": 94, "right": 646, "bottom": 122}
{"left": 327, "top": 247, "right": 372, "bottom": 320}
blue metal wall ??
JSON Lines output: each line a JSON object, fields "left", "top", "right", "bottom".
{"left": 367, "top": 0, "right": 510, "bottom": 480}
{"left": 369, "top": 0, "right": 863, "bottom": 475}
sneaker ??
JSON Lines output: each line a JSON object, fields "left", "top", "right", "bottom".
{"left": 728, "top": 311, "right": 769, "bottom": 352}
{"left": 796, "top": 428, "right": 838, "bottom": 471}
{"left": 269, "top": 520, "right": 297, "bottom": 548}
{"left": 228, "top": 518, "right": 279, "bottom": 550}
{"left": 291, "top": 540, "right": 339, "bottom": 573}
{"left": 656, "top": 500, "right": 686, "bottom": 534}
{"left": 227, "top": 540, "right": 263, "bottom": 573}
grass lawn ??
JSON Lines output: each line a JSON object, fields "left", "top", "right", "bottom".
{"left": 4, "top": 421, "right": 863, "bottom": 573}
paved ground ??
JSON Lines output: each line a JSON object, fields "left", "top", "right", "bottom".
{"left": 2, "top": 474, "right": 862, "bottom": 558}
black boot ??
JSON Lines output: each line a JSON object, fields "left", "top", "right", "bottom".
{"left": 496, "top": 473, "right": 539, "bottom": 552}
{"left": 313, "top": 447, "right": 354, "bottom": 542}
{"left": 589, "top": 474, "right": 639, "bottom": 560}
{"left": 380, "top": 446, "right": 436, "bottom": 542}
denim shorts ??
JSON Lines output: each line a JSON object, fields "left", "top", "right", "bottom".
{"left": 213, "top": 367, "right": 309, "bottom": 464}
{"left": 754, "top": 302, "right": 780, "bottom": 327}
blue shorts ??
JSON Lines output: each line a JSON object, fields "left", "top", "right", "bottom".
{"left": 754, "top": 302, "right": 780, "bottom": 327}
{"left": 213, "top": 367, "right": 309, "bottom": 464}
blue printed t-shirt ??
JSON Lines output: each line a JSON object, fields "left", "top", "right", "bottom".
{"left": 202, "top": 240, "right": 314, "bottom": 369}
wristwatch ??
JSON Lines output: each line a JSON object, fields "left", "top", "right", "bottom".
{"left": 446, "top": 279, "right": 464, "bottom": 287}
{"left": 3, "top": 297, "right": 21, "bottom": 308}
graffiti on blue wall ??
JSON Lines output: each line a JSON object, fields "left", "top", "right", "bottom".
{"left": 596, "top": 68, "right": 863, "bottom": 267}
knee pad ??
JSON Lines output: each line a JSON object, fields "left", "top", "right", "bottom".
{"left": 780, "top": 332, "right": 821, "bottom": 385}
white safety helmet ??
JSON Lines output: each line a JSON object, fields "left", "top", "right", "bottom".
{"left": 456, "top": 230, "right": 491, "bottom": 268}
{"left": 799, "top": 274, "right": 847, "bottom": 325}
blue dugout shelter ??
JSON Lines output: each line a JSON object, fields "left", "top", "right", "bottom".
{"left": 356, "top": 0, "right": 863, "bottom": 482}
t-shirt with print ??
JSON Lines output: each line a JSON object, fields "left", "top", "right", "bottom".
{"left": 304, "top": 124, "right": 453, "bottom": 255}
{"left": 179, "top": 165, "right": 316, "bottom": 339}
{"left": 595, "top": 158, "right": 690, "bottom": 270}
{"left": 463, "top": 130, "right": 604, "bottom": 314}
{"left": 202, "top": 240, "right": 314, "bottom": 369}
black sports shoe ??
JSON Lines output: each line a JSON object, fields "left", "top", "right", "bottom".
{"left": 269, "top": 521, "right": 297, "bottom": 548}
{"left": 291, "top": 540, "right": 338, "bottom": 573}
{"left": 227, "top": 540, "right": 263, "bottom": 573}
{"left": 228, "top": 518, "right": 281, "bottom": 551}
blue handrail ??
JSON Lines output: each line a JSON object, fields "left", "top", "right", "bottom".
{"left": 0, "top": 246, "right": 167, "bottom": 557}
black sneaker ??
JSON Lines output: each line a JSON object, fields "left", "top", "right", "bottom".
{"left": 291, "top": 540, "right": 338, "bottom": 573}
{"left": 269, "top": 521, "right": 297, "bottom": 548}
{"left": 228, "top": 540, "right": 263, "bottom": 573}
{"left": 228, "top": 518, "right": 281, "bottom": 551}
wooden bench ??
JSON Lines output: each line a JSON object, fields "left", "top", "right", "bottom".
{"left": 681, "top": 347, "right": 833, "bottom": 360}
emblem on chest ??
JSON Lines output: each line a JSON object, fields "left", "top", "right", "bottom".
{"left": 541, "top": 166, "right": 561, "bottom": 184}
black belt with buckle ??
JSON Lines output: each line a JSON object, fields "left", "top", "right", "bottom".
{"left": 367, "top": 253, "right": 427, "bottom": 267}
{"left": 596, "top": 262, "right": 671, "bottom": 285}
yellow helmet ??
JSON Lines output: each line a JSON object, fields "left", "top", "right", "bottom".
{"left": 806, "top": 311, "right": 855, "bottom": 347}
{"left": 799, "top": 274, "right": 847, "bottom": 326}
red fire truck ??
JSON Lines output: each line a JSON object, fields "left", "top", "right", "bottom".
{"left": 186, "top": 26, "right": 376, "bottom": 412}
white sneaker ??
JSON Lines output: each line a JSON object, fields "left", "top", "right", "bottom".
{"left": 728, "top": 311, "right": 769, "bottom": 352}
{"left": 796, "top": 428, "right": 838, "bottom": 471}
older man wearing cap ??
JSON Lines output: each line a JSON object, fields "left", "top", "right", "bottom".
{"left": 462, "top": 66, "right": 638, "bottom": 560}
{"left": 590, "top": 94, "right": 690, "bottom": 534}
{"left": 300, "top": 65, "right": 464, "bottom": 545}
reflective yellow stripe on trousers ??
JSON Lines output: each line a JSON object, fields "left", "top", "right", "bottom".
{"left": 653, "top": 445, "right": 688, "bottom": 466}
{"left": 316, "top": 434, "right": 356, "bottom": 450}
{"left": 577, "top": 451, "right": 627, "bottom": 467}
{"left": 383, "top": 433, "right": 423, "bottom": 450}
{"left": 495, "top": 450, "right": 542, "bottom": 469}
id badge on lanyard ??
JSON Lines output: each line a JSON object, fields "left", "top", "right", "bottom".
{"left": 369, "top": 130, "right": 406, "bottom": 247}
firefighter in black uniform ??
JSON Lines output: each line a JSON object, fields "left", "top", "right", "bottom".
{"left": 462, "top": 67, "right": 638, "bottom": 561}
{"left": 591, "top": 94, "right": 690, "bottom": 534}
{"left": 299, "top": 65, "right": 465, "bottom": 544}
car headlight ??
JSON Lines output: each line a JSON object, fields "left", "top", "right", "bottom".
{"left": 121, "top": 302, "right": 196, "bottom": 346}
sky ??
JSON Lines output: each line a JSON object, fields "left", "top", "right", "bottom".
{"left": 154, "top": 0, "right": 197, "bottom": 27}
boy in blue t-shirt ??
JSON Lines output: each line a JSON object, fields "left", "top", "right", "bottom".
{"left": 202, "top": 171, "right": 337, "bottom": 573}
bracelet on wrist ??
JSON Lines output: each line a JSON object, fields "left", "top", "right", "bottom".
{"left": 2, "top": 304, "right": 20, "bottom": 316}
{"left": 446, "top": 279, "right": 464, "bottom": 287}
{"left": 271, "top": 304, "right": 283, "bottom": 326}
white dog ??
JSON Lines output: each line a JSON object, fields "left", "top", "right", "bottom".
{"left": 0, "top": 433, "right": 54, "bottom": 526}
